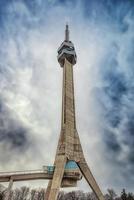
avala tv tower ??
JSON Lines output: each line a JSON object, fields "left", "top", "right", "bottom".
{"left": 45, "top": 25, "right": 104, "bottom": 200}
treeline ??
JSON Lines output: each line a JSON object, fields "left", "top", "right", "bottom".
{"left": 0, "top": 185, "right": 134, "bottom": 200}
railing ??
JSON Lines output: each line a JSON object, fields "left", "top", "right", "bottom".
{"left": 0, "top": 166, "right": 82, "bottom": 183}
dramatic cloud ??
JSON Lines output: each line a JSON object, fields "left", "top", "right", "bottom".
{"left": 0, "top": 0, "right": 134, "bottom": 193}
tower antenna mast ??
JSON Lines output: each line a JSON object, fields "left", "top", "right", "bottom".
{"left": 65, "top": 23, "right": 69, "bottom": 41}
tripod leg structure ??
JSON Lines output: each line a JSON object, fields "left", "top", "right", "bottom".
{"left": 78, "top": 162, "right": 104, "bottom": 200}
{"left": 46, "top": 155, "right": 66, "bottom": 200}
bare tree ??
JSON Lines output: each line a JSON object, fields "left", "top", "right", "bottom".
{"left": 107, "top": 189, "right": 117, "bottom": 200}
{"left": 58, "top": 191, "right": 65, "bottom": 200}
{"left": 31, "top": 189, "right": 36, "bottom": 200}
{"left": 0, "top": 192, "right": 3, "bottom": 200}
{"left": 87, "top": 192, "right": 97, "bottom": 200}
{"left": 64, "top": 191, "right": 78, "bottom": 200}
{"left": 12, "top": 188, "right": 21, "bottom": 200}
{"left": 38, "top": 188, "right": 45, "bottom": 200}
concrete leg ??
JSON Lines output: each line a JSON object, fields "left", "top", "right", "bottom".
{"left": 45, "top": 180, "right": 52, "bottom": 200}
{"left": 47, "top": 155, "right": 66, "bottom": 200}
{"left": 78, "top": 162, "right": 104, "bottom": 200}
{"left": 5, "top": 178, "right": 13, "bottom": 200}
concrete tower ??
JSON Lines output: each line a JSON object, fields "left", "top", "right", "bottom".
{"left": 45, "top": 25, "right": 104, "bottom": 200}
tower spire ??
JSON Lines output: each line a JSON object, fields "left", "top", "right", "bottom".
{"left": 65, "top": 23, "right": 69, "bottom": 42}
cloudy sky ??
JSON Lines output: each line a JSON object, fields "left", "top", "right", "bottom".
{"left": 0, "top": 0, "right": 134, "bottom": 194}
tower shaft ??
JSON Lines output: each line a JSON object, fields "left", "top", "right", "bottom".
{"left": 62, "top": 58, "right": 75, "bottom": 129}
{"left": 59, "top": 59, "right": 76, "bottom": 157}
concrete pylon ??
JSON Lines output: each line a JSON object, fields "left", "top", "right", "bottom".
{"left": 46, "top": 25, "right": 104, "bottom": 200}
{"left": 5, "top": 178, "right": 13, "bottom": 200}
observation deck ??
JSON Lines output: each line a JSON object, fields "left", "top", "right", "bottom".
{"left": 57, "top": 24, "right": 77, "bottom": 67}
